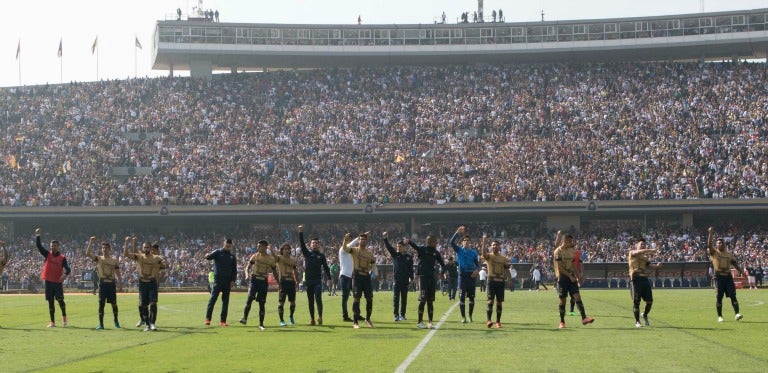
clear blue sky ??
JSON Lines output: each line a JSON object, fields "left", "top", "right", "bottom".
{"left": 3, "top": 0, "right": 767, "bottom": 87}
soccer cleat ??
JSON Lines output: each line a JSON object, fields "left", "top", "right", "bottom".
{"left": 143, "top": 325, "right": 151, "bottom": 332}
{"left": 259, "top": 325, "right": 266, "bottom": 331}
{"left": 96, "top": 325, "right": 104, "bottom": 330}
{"left": 427, "top": 322, "right": 433, "bottom": 329}
{"left": 717, "top": 316, "right": 724, "bottom": 323}
{"left": 568, "top": 312, "right": 578, "bottom": 316}
{"left": 219, "top": 322, "right": 228, "bottom": 327}
{"left": 289, "top": 317, "right": 295, "bottom": 325}
{"left": 394, "top": 316, "right": 401, "bottom": 322}
{"left": 309, "top": 319, "right": 316, "bottom": 326}
{"left": 317, "top": 317, "right": 323, "bottom": 326}
{"left": 280, "top": 321, "right": 287, "bottom": 327}
{"left": 635, "top": 321, "right": 642, "bottom": 328}
{"left": 558, "top": 322, "right": 565, "bottom": 329}
{"left": 400, "top": 315, "right": 407, "bottom": 321}
{"left": 239, "top": 318, "right": 247, "bottom": 325}
{"left": 353, "top": 323, "right": 360, "bottom": 329}
{"left": 365, "top": 319, "right": 374, "bottom": 328}
{"left": 642, "top": 314, "right": 649, "bottom": 326}
{"left": 114, "top": 322, "right": 121, "bottom": 329}
{"left": 204, "top": 319, "right": 211, "bottom": 325}
{"left": 467, "top": 316, "right": 472, "bottom": 323}
{"left": 581, "top": 317, "right": 595, "bottom": 325}
{"left": 47, "top": 322, "right": 56, "bottom": 328}
{"left": 343, "top": 317, "right": 354, "bottom": 322}
{"left": 495, "top": 322, "right": 501, "bottom": 329}
{"left": 735, "top": 313, "right": 743, "bottom": 321}
{"left": 416, "top": 323, "right": 427, "bottom": 329}
{"left": 62, "top": 316, "right": 68, "bottom": 327}
{"left": 150, "top": 323, "right": 157, "bottom": 331}
{"left": 486, "top": 320, "right": 493, "bottom": 328}
{"left": 137, "top": 320, "right": 145, "bottom": 327}
{"left": 461, "top": 317, "right": 467, "bottom": 324}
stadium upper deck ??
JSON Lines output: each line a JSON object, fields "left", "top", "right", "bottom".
{"left": 153, "top": 8, "right": 768, "bottom": 76}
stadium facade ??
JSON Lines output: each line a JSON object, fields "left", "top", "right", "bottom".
{"left": 151, "top": 8, "right": 768, "bottom": 76}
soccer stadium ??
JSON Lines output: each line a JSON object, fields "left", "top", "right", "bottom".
{"left": 0, "top": 2, "right": 767, "bottom": 372}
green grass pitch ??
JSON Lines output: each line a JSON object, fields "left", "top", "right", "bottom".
{"left": 0, "top": 288, "right": 765, "bottom": 372}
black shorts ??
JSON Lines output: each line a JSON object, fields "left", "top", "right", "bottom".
{"left": 715, "top": 274, "right": 737, "bottom": 299}
{"left": 138, "top": 280, "right": 158, "bottom": 305}
{"left": 279, "top": 280, "right": 296, "bottom": 303}
{"left": 99, "top": 281, "right": 117, "bottom": 303}
{"left": 630, "top": 276, "right": 653, "bottom": 303}
{"left": 248, "top": 278, "right": 269, "bottom": 303}
{"left": 556, "top": 277, "right": 580, "bottom": 298}
{"left": 419, "top": 276, "right": 437, "bottom": 302}
{"left": 487, "top": 280, "right": 505, "bottom": 302}
{"left": 44, "top": 281, "right": 64, "bottom": 301}
{"left": 353, "top": 274, "right": 373, "bottom": 299}
{"left": 458, "top": 272, "right": 477, "bottom": 298}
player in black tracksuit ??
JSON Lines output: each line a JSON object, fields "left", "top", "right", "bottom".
{"left": 298, "top": 225, "right": 331, "bottom": 325}
{"left": 383, "top": 232, "right": 414, "bottom": 321}
{"left": 407, "top": 235, "right": 445, "bottom": 329}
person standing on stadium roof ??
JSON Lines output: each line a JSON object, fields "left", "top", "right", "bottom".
{"left": 35, "top": 228, "right": 71, "bottom": 328}
{"left": 406, "top": 234, "right": 445, "bottom": 330}
{"left": 449, "top": 226, "right": 480, "bottom": 324}
{"left": 706, "top": 227, "right": 744, "bottom": 322}
{"left": 382, "top": 231, "right": 414, "bottom": 322}
{"left": 553, "top": 231, "right": 594, "bottom": 329}
{"left": 628, "top": 238, "right": 660, "bottom": 328}
{"left": 298, "top": 225, "right": 331, "bottom": 326}
{"left": 240, "top": 240, "right": 277, "bottom": 330}
{"left": 273, "top": 242, "right": 299, "bottom": 327}
{"left": 341, "top": 232, "right": 378, "bottom": 328}
{"left": 124, "top": 237, "right": 166, "bottom": 331}
{"left": 204, "top": 238, "right": 237, "bottom": 327}
{"left": 86, "top": 236, "right": 123, "bottom": 330}
{"left": 480, "top": 234, "right": 511, "bottom": 329}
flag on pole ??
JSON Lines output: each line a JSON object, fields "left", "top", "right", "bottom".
{"left": 15, "top": 40, "right": 20, "bottom": 60}
{"left": 135, "top": 36, "right": 142, "bottom": 50}
{"left": 91, "top": 36, "right": 98, "bottom": 54}
{"left": 57, "top": 38, "right": 62, "bottom": 57}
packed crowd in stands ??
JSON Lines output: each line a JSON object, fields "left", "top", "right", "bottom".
{"left": 2, "top": 61, "right": 768, "bottom": 207}
{"left": 1, "top": 222, "right": 764, "bottom": 290}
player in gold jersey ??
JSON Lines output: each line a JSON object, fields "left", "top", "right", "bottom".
{"left": 553, "top": 231, "right": 594, "bottom": 329}
{"left": 707, "top": 227, "right": 744, "bottom": 322}
{"left": 0, "top": 241, "right": 8, "bottom": 278}
{"left": 86, "top": 237, "right": 123, "bottom": 330}
{"left": 480, "top": 234, "right": 511, "bottom": 329}
{"left": 240, "top": 240, "right": 277, "bottom": 330}
{"left": 628, "top": 238, "right": 660, "bottom": 328}
{"left": 274, "top": 243, "right": 299, "bottom": 326}
{"left": 342, "top": 233, "right": 378, "bottom": 329}
{"left": 124, "top": 237, "right": 166, "bottom": 331}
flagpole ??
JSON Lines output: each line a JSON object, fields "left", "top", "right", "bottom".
{"left": 17, "top": 40, "right": 21, "bottom": 86}
{"left": 134, "top": 37, "right": 138, "bottom": 78}
{"left": 96, "top": 42, "right": 99, "bottom": 81}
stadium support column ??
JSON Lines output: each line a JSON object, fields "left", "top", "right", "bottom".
{"left": 169, "top": 64, "right": 174, "bottom": 77}
{"left": 231, "top": 65, "right": 237, "bottom": 74}
{"left": 190, "top": 60, "right": 213, "bottom": 79}
{"left": 731, "top": 53, "right": 738, "bottom": 64}
{"left": 682, "top": 213, "right": 693, "bottom": 229}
